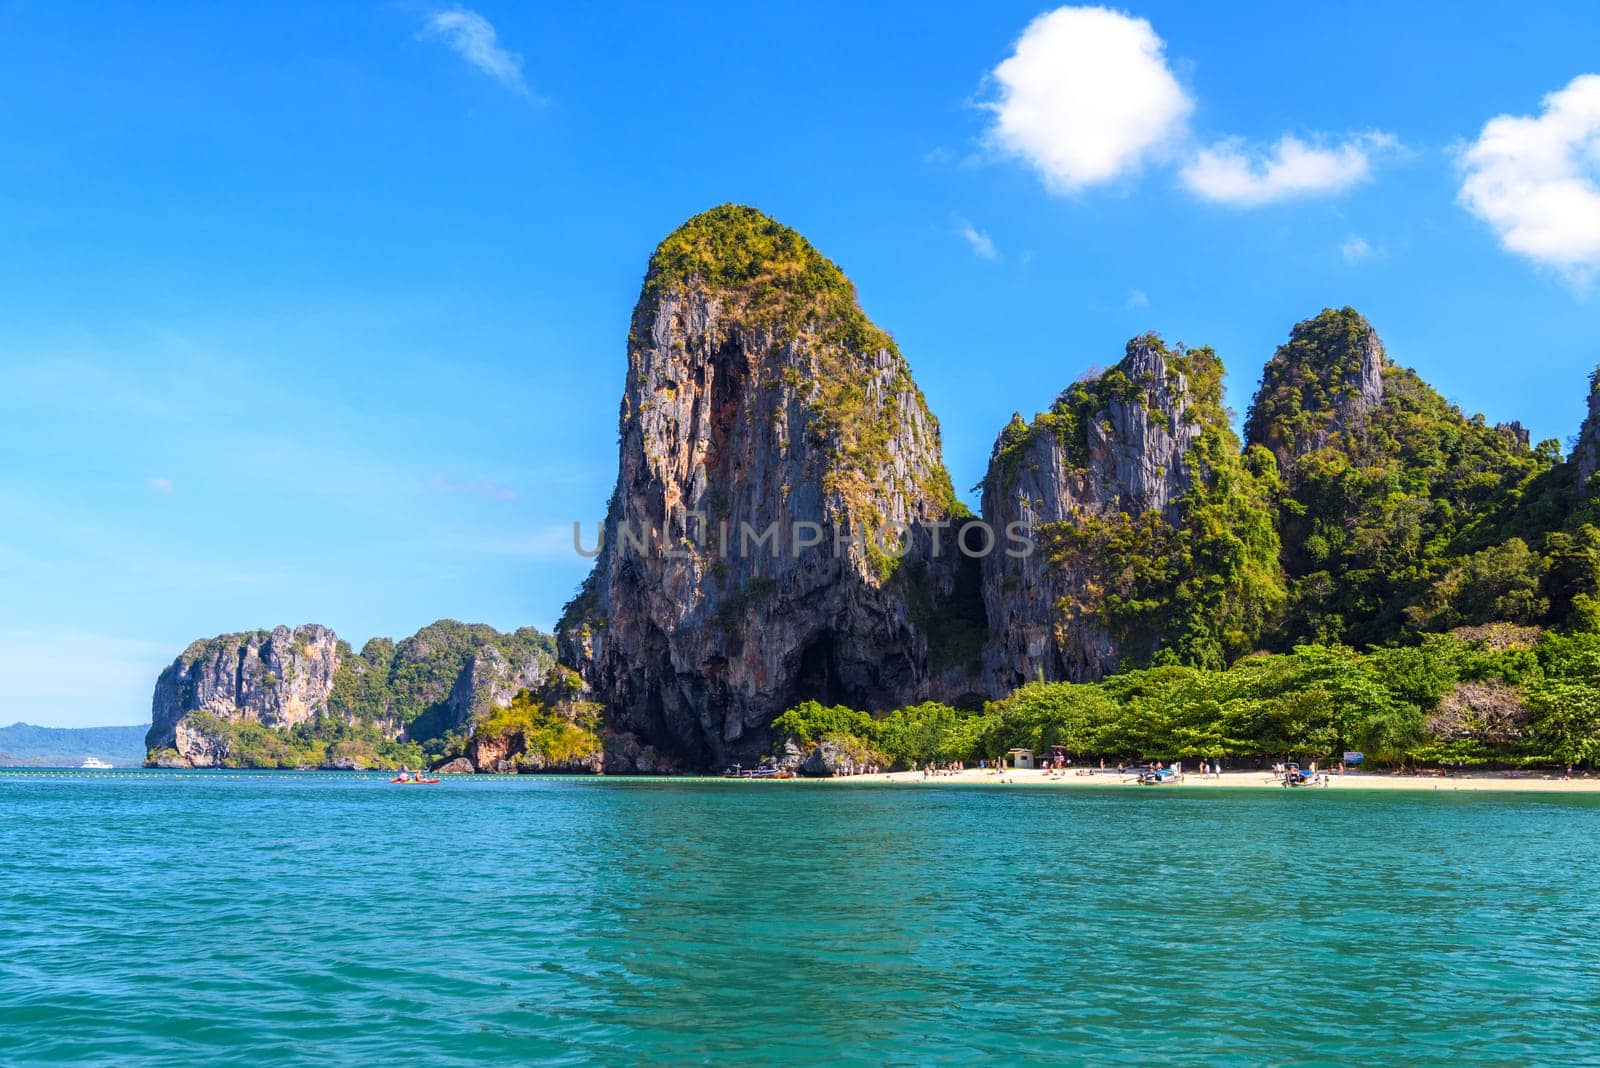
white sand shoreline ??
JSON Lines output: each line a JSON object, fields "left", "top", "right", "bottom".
{"left": 811, "top": 767, "right": 1600, "bottom": 793}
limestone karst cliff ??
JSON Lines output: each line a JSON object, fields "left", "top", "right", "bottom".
{"left": 146, "top": 621, "right": 555, "bottom": 767}
{"left": 558, "top": 205, "right": 983, "bottom": 771}
{"left": 148, "top": 625, "right": 341, "bottom": 761}
{"left": 1244, "top": 308, "right": 1549, "bottom": 645}
{"left": 143, "top": 263, "right": 1600, "bottom": 773}
{"left": 979, "top": 335, "right": 1283, "bottom": 688}
{"left": 1244, "top": 307, "right": 1386, "bottom": 480}
{"left": 1572, "top": 368, "right": 1600, "bottom": 493}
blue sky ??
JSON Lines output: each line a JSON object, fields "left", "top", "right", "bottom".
{"left": 2, "top": 1, "right": 1598, "bottom": 726}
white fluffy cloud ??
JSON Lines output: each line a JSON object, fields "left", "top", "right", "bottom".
{"left": 983, "top": 6, "right": 1193, "bottom": 192}
{"left": 421, "top": 8, "right": 531, "bottom": 96}
{"left": 981, "top": 7, "right": 1398, "bottom": 207}
{"left": 1180, "top": 133, "right": 1393, "bottom": 206}
{"left": 1458, "top": 74, "right": 1600, "bottom": 281}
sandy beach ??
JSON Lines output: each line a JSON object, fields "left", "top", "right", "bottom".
{"left": 825, "top": 766, "right": 1600, "bottom": 793}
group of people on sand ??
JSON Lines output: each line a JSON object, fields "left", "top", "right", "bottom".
{"left": 832, "top": 762, "right": 881, "bottom": 776}
{"left": 918, "top": 762, "right": 964, "bottom": 779}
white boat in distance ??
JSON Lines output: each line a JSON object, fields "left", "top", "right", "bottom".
{"left": 79, "top": 758, "right": 112, "bottom": 769}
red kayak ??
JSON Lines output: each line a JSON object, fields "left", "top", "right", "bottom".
{"left": 390, "top": 777, "right": 441, "bottom": 785}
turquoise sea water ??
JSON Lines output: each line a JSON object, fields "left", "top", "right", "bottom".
{"left": 2, "top": 772, "right": 1598, "bottom": 1065}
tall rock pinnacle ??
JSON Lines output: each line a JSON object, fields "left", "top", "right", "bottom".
{"left": 980, "top": 335, "right": 1283, "bottom": 687}
{"left": 559, "top": 205, "right": 982, "bottom": 771}
{"left": 1244, "top": 306, "right": 1385, "bottom": 480}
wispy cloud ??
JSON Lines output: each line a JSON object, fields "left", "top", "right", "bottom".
{"left": 420, "top": 7, "right": 534, "bottom": 97}
{"left": 1458, "top": 73, "right": 1600, "bottom": 285}
{"left": 1340, "top": 235, "right": 1375, "bottom": 265}
{"left": 1180, "top": 133, "right": 1396, "bottom": 206}
{"left": 956, "top": 218, "right": 1000, "bottom": 261}
{"left": 1126, "top": 289, "right": 1149, "bottom": 308}
{"left": 146, "top": 477, "right": 174, "bottom": 494}
{"left": 427, "top": 474, "right": 517, "bottom": 502}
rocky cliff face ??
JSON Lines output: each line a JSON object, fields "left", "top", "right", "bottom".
{"left": 148, "top": 626, "right": 340, "bottom": 757}
{"left": 980, "top": 336, "right": 1282, "bottom": 687}
{"left": 983, "top": 338, "right": 1204, "bottom": 686}
{"left": 1572, "top": 369, "right": 1600, "bottom": 492}
{"left": 559, "top": 205, "right": 981, "bottom": 771}
{"left": 444, "top": 645, "right": 550, "bottom": 730}
{"left": 1244, "top": 306, "right": 1385, "bottom": 480}
{"left": 147, "top": 620, "right": 555, "bottom": 767}
{"left": 381, "top": 622, "right": 554, "bottom": 741}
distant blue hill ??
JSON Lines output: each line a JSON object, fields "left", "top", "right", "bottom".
{"left": 0, "top": 722, "right": 148, "bottom": 767}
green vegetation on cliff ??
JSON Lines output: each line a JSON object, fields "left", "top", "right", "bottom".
{"left": 1247, "top": 308, "right": 1559, "bottom": 647}
{"left": 1045, "top": 448, "right": 1285, "bottom": 671}
{"left": 327, "top": 621, "right": 556, "bottom": 738}
{"left": 165, "top": 713, "right": 425, "bottom": 770}
{"left": 438, "top": 688, "right": 603, "bottom": 772}
{"left": 646, "top": 204, "right": 884, "bottom": 346}
{"left": 1000, "top": 337, "right": 1286, "bottom": 671}
{"left": 641, "top": 203, "right": 962, "bottom": 516}
{"left": 1244, "top": 307, "right": 1382, "bottom": 461}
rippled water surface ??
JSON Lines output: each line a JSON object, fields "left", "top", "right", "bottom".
{"left": 3, "top": 771, "right": 1599, "bottom": 1064}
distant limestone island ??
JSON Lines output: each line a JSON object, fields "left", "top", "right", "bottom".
{"left": 146, "top": 205, "right": 1600, "bottom": 775}
{"left": 145, "top": 621, "right": 598, "bottom": 772}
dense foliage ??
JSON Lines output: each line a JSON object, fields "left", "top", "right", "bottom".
{"left": 1247, "top": 308, "right": 1559, "bottom": 647}
{"left": 327, "top": 620, "right": 556, "bottom": 741}
{"left": 775, "top": 626, "right": 1600, "bottom": 769}
{"left": 439, "top": 690, "right": 603, "bottom": 771}
{"left": 1244, "top": 307, "right": 1382, "bottom": 462}
{"left": 992, "top": 309, "right": 1600, "bottom": 687}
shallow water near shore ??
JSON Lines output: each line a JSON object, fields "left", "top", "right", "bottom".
{"left": 3, "top": 770, "right": 1598, "bottom": 1064}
